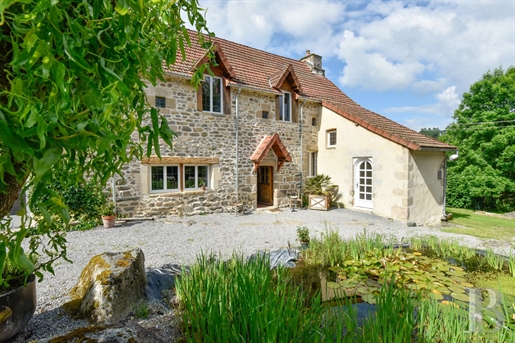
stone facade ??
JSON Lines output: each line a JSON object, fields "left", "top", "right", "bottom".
{"left": 115, "top": 75, "right": 319, "bottom": 217}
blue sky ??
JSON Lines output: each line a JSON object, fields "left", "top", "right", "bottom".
{"left": 197, "top": 0, "right": 515, "bottom": 131}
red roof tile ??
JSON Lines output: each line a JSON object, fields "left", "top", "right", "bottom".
{"left": 165, "top": 31, "right": 456, "bottom": 151}
{"left": 250, "top": 133, "right": 292, "bottom": 171}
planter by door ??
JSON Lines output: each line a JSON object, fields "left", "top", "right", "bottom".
{"left": 308, "top": 194, "right": 330, "bottom": 211}
{"left": 102, "top": 215, "right": 117, "bottom": 228}
{"left": 0, "top": 274, "right": 36, "bottom": 342}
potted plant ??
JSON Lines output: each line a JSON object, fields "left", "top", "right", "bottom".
{"left": 296, "top": 226, "right": 310, "bottom": 249}
{"left": 198, "top": 179, "right": 206, "bottom": 191}
{"left": 0, "top": 211, "right": 65, "bottom": 342}
{"left": 100, "top": 202, "right": 117, "bottom": 228}
{"left": 304, "top": 174, "right": 333, "bottom": 210}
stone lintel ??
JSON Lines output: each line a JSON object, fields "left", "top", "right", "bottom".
{"left": 141, "top": 156, "right": 220, "bottom": 164}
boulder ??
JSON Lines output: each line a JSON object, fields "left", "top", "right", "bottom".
{"left": 69, "top": 249, "right": 147, "bottom": 325}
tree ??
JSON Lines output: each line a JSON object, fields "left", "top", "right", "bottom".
{"left": 0, "top": 0, "right": 212, "bottom": 287}
{"left": 442, "top": 67, "right": 515, "bottom": 212}
{"left": 419, "top": 127, "right": 442, "bottom": 139}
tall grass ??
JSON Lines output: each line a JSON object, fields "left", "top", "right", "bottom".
{"left": 507, "top": 249, "right": 515, "bottom": 277}
{"left": 175, "top": 253, "right": 340, "bottom": 342}
{"left": 175, "top": 235, "right": 515, "bottom": 342}
{"left": 303, "top": 229, "right": 395, "bottom": 267}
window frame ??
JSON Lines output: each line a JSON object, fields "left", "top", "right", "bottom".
{"left": 155, "top": 96, "right": 166, "bottom": 108}
{"left": 279, "top": 91, "right": 292, "bottom": 122}
{"left": 183, "top": 165, "right": 209, "bottom": 190}
{"left": 308, "top": 152, "right": 318, "bottom": 177}
{"left": 202, "top": 75, "right": 223, "bottom": 114}
{"left": 150, "top": 165, "right": 180, "bottom": 193}
{"left": 326, "top": 129, "right": 337, "bottom": 148}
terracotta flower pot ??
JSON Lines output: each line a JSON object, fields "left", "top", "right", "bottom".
{"left": 0, "top": 274, "right": 36, "bottom": 342}
{"left": 102, "top": 215, "right": 117, "bottom": 228}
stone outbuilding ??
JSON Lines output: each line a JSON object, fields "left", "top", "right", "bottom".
{"left": 115, "top": 32, "right": 456, "bottom": 226}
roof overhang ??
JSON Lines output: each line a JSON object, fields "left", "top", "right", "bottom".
{"left": 192, "top": 42, "right": 236, "bottom": 79}
{"left": 250, "top": 133, "right": 292, "bottom": 172}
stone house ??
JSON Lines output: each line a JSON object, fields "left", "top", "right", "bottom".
{"left": 116, "top": 33, "right": 456, "bottom": 226}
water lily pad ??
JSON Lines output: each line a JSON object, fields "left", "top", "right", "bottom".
{"left": 436, "top": 287, "right": 451, "bottom": 295}
{"left": 450, "top": 292, "right": 470, "bottom": 302}
{"left": 362, "top": 293, "right": 377, "bottom": 304}
{"left": 431, "top": 292, "right": 444, "bottom": 300}
{"left": 326, "top": 281, "right": 341, "bottom": 289}
{"left": 339, "top": 279, "right": 359, "bottom": 288}
{"left": 460, "top": 282, "right": 475, "bottom": 288}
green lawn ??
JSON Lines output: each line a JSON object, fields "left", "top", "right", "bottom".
{"left": 442, "top": 207, "right": 515, "bottom": 241}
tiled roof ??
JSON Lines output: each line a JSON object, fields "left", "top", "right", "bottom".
{"left": 165, "top": 32, "right": 456, "bottom": 151}
{"left": 250, "top": 133, "right": 292, "bottom": 172}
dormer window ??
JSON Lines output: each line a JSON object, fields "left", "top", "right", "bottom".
{"left": 279, "top": 91, "right": 292, "bottom": 122}
{"left": 202, "top": 75, "right": 223, "bottom": 113}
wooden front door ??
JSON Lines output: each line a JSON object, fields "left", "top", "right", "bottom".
{"left": 257, "top": 166, "right": 273, "bottom": 205}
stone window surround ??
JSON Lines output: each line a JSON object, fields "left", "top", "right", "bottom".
{"left": 141, "top": 156, "right": 221, "bottom": 195}
{"left": 326, "top": 129, "right": 337, "bottom": 148}
{"left": 202, "top": 75, "right": 223, "bottom": 114}
{"left": 155, "top": 96, "right": 166, "bottom": 108}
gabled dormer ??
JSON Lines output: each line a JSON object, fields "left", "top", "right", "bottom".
{"left": 195, "top": 43, "right": 234, "bottom": 115}
{"left": 269, "top": 64, "right": 303, "bottom": 123}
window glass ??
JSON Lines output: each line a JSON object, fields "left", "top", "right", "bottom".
{"left": 198, "top": 166, "right": 208, "bottom": 187}
{"left": 283, "top": 92, "right": 291, "bottom": 122}
{"left": 202, "top": 75, "right": 223, "bottom": 113}
{"left": 155, "top": 97, "right": 166, "bottom": 108}
{"left": 327, "top": 130, "right": 337, "bottom": 147}
{"left": 151, "top": 166, "right": 164, "bottom": 190}
{"left": 202, "top": 76, "right": 211, "bottom": 111}
{"left": 166, "top": 166, "right": 179, "bottom": 189}
{"left": 212, "top": 77, "right": 222, "bottom": 113}
{"left": 309, "top": 152, "right": 318, "bottom": 177}
{"left": 184, "top": 166, "right": 196, "bottom": 189}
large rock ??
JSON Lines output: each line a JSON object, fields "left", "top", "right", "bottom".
{"left": 69, "top": 249, "right": 147, "bottom": 325}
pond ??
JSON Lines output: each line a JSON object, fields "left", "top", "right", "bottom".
{"left": 174, "top": 230, "right": 515, "bottom": 342}
{"left": 291, "top": 231, "right": 515, "bottom": 336}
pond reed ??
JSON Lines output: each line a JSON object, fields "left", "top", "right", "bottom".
{"left": 175, "top": 233, "right": 515, "bottom": 342}
{"left": 507, "top": 249, "right": 515, "bottom": 277}
{"left": 175, "top": 253, "right": 338, "bottom": 342}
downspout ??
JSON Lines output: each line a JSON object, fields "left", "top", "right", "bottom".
{"left": 442, "top": 159, "right": 447, "bottom": 220}
{"left": 112, "top": 177, "right": 116, "bottom": 208}
{"left": 299, "top": 98, "right": 307, "bottom": 197}
{"left": 235, "top": 84, "right": 242, "bottom": 214}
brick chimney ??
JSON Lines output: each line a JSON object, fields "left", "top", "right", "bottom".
{"left": 300, "top": 50, "right": 325, "bottom": 77}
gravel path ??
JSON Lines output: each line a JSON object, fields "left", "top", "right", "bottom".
{"left": 12, "top": 208, "right": 514, "bottom": 342}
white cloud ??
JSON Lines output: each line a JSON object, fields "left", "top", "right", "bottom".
{"left": 335, "top": 0, "right": 515, "bottom": 94}
{"left": 199, "top": 0, "right": 345, "bottom": 58}
{"left": 386, "top": 86, "right": 461, "bottom": 129}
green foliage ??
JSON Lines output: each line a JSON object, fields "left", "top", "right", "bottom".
{"left": 296, "top": 226, "right": 310, "bottom": 243}
{"left": 419, "top": 127, "right": 443, "bottom": 139}
{"left": 62, "top": 183, "right": 104, "bottom": 230}
{"left": 175, "top": 253, "right": 334, "bottom": 342}
{"left": 442, "top": 66, "right": 515, "bottom": 212}
{"left": 99, "top": 202, "right": 116, "bottom": 217}
{"left": 0, "top": 0, "right": 212, "bottom": 289}
{"left": 304, "top": 174, "right": 332, "bottom": 195}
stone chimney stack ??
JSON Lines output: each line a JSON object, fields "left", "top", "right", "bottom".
{"left": 300, "top": 50, "right": 325, "bottom": 77}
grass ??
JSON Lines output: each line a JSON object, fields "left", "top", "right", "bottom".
{"left": 443, "top": 208, "right": 515, "bottom": 241}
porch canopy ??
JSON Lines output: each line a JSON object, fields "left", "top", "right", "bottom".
{"left": 250, "top": 133, "right": 292, "bottom": 172}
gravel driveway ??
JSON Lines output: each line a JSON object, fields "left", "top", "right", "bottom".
{"left": 13, "top": 207, "right": 514, "bottom": 342}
